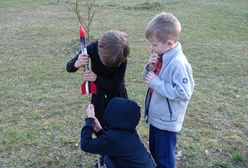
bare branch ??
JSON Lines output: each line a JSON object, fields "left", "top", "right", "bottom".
{"left": 73, "top": 0, "right": 96, "bottom": 39}
{"left": 88, "top": 11, "right": 96, "bottom": 29}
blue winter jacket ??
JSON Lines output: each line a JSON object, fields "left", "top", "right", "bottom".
{"left": 81, "top": 98, "right": 155, "bottom": 168}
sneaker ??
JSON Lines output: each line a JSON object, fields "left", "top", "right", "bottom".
{"left": 92, "top": 162, "right": 106, "bottom": 168}
{"left": 92, "top": 156, "right": 106, "bottom": 168}
{"left": 92, "top": 164, "right": 106, "bottom": 168}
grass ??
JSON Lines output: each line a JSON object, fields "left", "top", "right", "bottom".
{"left": 0, "top": 0, "right": 247, "bottom": 167}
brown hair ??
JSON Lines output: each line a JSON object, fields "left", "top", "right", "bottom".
{"left": 98, "top": 30, "right": 130, "bottom": 68}
{"left": 145, "top": 12, "right": 181, "bottom": 43}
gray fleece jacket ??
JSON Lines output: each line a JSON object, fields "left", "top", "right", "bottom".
{"left": 143, "top": 42, "right": 195, "bottom": 132}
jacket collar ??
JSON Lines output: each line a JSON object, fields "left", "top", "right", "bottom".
{"left": 162, "top": 42, "right": 181, "bottom": 63}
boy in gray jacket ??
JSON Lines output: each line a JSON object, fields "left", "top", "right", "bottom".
{"left": 143, "top": 12, "right": 195, "bottom": 168}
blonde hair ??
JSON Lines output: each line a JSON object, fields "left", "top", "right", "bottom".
{"left": 98, "top": 30, "right": 130, "bottom": 68}
{"left": 145, "top": 12, "right": 181, "bottom": 43}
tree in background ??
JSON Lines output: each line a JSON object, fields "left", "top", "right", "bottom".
{"left": 74, "top": 0, "right": 96, "bottom": 40}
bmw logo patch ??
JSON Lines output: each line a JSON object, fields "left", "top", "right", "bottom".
{"left": 183, "top": 78, "right": 188, "bottom": 84}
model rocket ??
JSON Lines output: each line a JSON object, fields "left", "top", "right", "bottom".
{"left": 80, "top": 25, "right": 96, "bottom": 95}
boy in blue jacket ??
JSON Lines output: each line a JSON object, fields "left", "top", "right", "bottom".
{"left": 143, "top": 12, "right": 195, "bottom": 168}
{"left": 80, "top": 97, "right": 155, "bottom": 168}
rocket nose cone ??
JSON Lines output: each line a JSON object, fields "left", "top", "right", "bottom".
{"left": 80, "top": 25, "right": 86, "bottom": 37}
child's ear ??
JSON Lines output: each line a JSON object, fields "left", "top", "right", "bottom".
{"left": 167, "top": 40, "right": 174, "bottom": 48}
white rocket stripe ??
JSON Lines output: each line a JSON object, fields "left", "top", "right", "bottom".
{"left": 86, "top": 81, "right": 89, "bottom": 94}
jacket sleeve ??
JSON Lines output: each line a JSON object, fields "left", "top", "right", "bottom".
{"left": 143, "top": 63, "right": 156, "bottom": 80}
{"left": 66, "top": 41, "right": 97, "bottom": 72}
{"left": 94, "top": 60, "right": 127, "bottom": 92}
{"left": 66, "top": 53, "right": 80, "bottom": 72}
{"left": 150, "top": 60, "right": 195, "bottom": 101}
{"left": 80, "top": 118, "right": 111, "bottom": 155}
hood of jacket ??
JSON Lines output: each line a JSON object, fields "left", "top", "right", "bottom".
{"left": 103, "top": 98, "right": 140, "bottom": 131}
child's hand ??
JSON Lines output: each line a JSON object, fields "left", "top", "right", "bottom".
{"left": 145, "top": 71, "right": 156, "bottom": 84}
{"left": 93, "top": 117, "right": 102, "bottom": 132}
{"left": 148, "top": 50, "right": 159, "bottom": 71}
{"left": 86, "top": 104, "right": 95, "bottom": 118}
{"left": 74, "top": 53, "right": 89, "bottom": 68}
{"left": 83, "top": 71, "right": 97, "bottom": 82}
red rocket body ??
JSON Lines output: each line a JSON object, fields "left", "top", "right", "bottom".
{"left": 79, "top": 25, "right": 96, "bottom": 95}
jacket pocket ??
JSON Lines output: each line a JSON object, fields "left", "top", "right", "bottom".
{"left": 159, "top": 98, "right": 177, "bottom": 122}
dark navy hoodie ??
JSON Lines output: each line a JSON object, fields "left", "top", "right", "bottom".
{"left": 80, "top": 98, "right": 155, "bottom": 168}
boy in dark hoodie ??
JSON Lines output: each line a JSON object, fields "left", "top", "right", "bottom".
{"left": 80, "top": 97, "right": 155, "bottom": 168}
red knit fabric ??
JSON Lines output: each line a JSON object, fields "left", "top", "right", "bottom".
{"left": 155, "top": 59, "right": 162, "bottom": 75}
